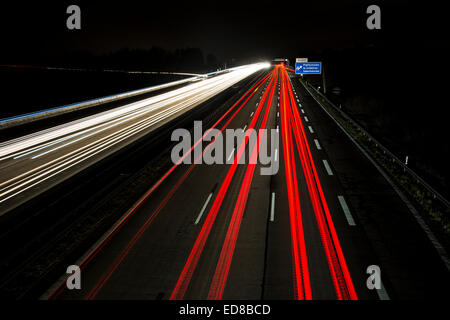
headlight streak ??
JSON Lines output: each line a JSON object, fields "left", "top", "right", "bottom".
{"left": 1, "top": 66, "right": 258, "bottom": 160}
{"left": 0, "top": 64, "right": 268, "bottom": 209}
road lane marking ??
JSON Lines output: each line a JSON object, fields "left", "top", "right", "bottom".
{"left": 243, "top": 125, "right": 247, "bottom": 131}
{"left": 308, "top": 126, "right": 314, "bottom": 133}
{"left": 276, "top": 125, "right": 279, "bottom": 132}
{"left": 314, "top": 139, "right": 321, "bottom": 150}
{"left": 323, "top": 159, "right": 333, "bottom": 175}
{"left": 301, "top": 109, "right": 305, "bottom": 114}
{"left": 277, "top": 112, "right": 279, "bottom": 117}
{"left": 250, "top": 112, "right": 254, "bottom": 117}
{"left": 304, "top": 116, "right": 309, "bottom": 122}
{"left": 195, "top": 193, "right": 214, "bottom": 224}
{"left": 270, "top": 192, "right": 276, "bottom": 221}
{"left": 337, "top": 195, "right": 356, "bottom": 226}
{"left": 274, "top": 149, "right": 278, "bottom": 162}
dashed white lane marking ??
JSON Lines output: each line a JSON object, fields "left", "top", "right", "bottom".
{"left": 301, "top": 109, "right": 305, "bottom": 114}
{"left": 270, "top": 192, "right": 276, "bottom": 222}
{"left": 195, "top": 193, "right": 213, "bottom": 224}
{"left": 243, "top": 124, "right": 247, "bottom": 131}
{"left": 304, "top": 116, "right": 309, "bottom": 122}
{"left": 323, "top": 159, "right": 333, "bottom": 175}
{"left": 308, "top": 126, "right": 314, "bottom": 133}
{"left": 276, "top": 125, "right": 279, "bottom": 132}
{"left": 250, "top": 112, "right": 254, "bottom": 117}
{"left": 337, "top": 195, "right": 356, "bottom": 226}
{"left": 314, "top": 139, "right": 322, "bottom": 150}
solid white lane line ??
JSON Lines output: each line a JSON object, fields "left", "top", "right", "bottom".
{"left": 304, "top": 116, "right": 309, "bottom": 122}
{"left": 227, "top": 148, "right": 235, "bottom": 162}
{"left": 308, "top": 126, "right": 314, "bottom": 133}
{"left": 195, "top": 193, "right": 213, "bottom": 224}
{"left": 337, "top": 195, "right": 356, "bottom": 226}
{"left": 270, "top": 192, "right": 276, "bottom": 222}
{"left": 314, "top": 139, "right": 322, "bottom": 150}
{"left": 323, "top": 159, "right": 333, "bottom": 175}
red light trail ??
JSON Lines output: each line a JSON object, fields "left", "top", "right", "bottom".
{"left": 206, "top": 67, "right": 279, "bottom": 300}
{"left": 281, "top": 66, "right": 357, "bottom": 300}
{"left": 170, "top": 68, "right": 278, "bottom": 300}
{"left": 280, "top": 66, "right": 312, "bottom": 300}
{"left": 49, "top": 71, "right": 272, "bottom": 300}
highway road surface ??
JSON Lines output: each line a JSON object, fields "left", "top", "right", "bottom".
{"left": 34, "top": 65, "right": 450, "bottom": 300}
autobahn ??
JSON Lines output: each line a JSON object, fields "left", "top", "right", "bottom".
{"left": 0, "top": 63, "right": 448, "bottom": 300}
{"left": 32, "top": 65, "right": 450, "bottom": 300}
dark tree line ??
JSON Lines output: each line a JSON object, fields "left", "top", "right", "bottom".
{"left": 5, "top": 47, "right": 224, "bottom": 73}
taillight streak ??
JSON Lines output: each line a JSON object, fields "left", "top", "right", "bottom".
{"left": 282, "top": 67, "right": 357, "bottom": 300}
{"left": 280, "top": 68, "right": 312, "bottom": 300}
{"left": 170, "top": 69, "right": 277, "bottom": 300}
{"left": 206, "top": 67, "right": 279, "bottom": 300}
{"left": 49, "top": 72, "right": 272, "bottom": 300}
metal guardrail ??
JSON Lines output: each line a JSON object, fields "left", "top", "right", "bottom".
{"left": 0, "top": 65, "right": 253, "bottom": 130}
{"left": 0, "top": 76, "right": 200, "bottom": 130}
{"left": 301, "top": 79, "right": 450, "bottom": 209}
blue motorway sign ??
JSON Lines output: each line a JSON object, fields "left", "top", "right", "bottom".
{"left": 295, "top": 62, "right": 322, "bottom": 74}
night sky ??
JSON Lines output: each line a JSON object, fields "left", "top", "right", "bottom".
{"left": 1, "top": 0, "right": 446, "bottom": 62}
